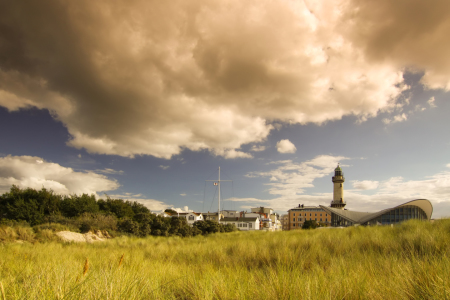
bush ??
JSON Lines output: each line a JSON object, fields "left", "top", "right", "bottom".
{"left": 35, "top": 229, "right": 58, "bottom": 242}
{"left": 302, "top": 220, "right": 318, "bottom": 229}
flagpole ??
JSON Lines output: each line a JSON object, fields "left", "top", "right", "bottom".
{"left": 218, "top": 166, "right": 221, "bottom": 222}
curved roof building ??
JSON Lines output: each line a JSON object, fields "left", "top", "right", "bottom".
{"left": 320, "top": 199, "right": 433, "bottom": 227}
{"left": 320, "top": 165, "right": 433, "bottom": 227}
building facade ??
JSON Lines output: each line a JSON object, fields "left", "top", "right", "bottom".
{"left": 288, "top": 205, "right": 331, "bottom": 229}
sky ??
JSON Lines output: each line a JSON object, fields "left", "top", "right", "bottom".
{"left": 1, "top": 0, "right": 450, "bottom": 218}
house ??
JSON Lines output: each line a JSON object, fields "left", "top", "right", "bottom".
{"left": 177, "top": 212, "right": 203, "bottom": 225}
{"left": 202, "top": 212, "right": 224, "bottom": 221}
{"left": 222, "top": 210, "right": 240, "bottom": 218}
{"left": 220, "top": 217, "right": 260, "bottom": 231}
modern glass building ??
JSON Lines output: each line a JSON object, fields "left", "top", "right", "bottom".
{"left": 320, "top": 199, "right": 433, "bottom": 227}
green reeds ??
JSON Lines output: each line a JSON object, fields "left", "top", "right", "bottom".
{"left": 0, "top": 219, "right": 449, "bottom": 299}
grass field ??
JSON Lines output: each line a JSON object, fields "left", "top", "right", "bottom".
{"left": 1, "top": 219, "right": 450, "bottom": 299}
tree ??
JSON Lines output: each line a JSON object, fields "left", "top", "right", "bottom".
{"left": 193, "top": 220, "right": 221, "bottom": 235}
{"left": 61, "top": 194, "right": 99, "bottom": 217}
{"left": 164, "top": 208, "right": 177, "bottom": 216}
{"left": 302, "top": 220, "right": 318, "bottom": 229}
{"left": 117, "top": 218, "right": 140, "bottom": 235}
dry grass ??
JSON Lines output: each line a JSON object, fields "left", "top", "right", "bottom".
{"left": 0, "top": 219, "right": 449, "bottom": 299}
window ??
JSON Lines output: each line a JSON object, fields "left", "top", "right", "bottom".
{"left": 293, "top": 223, "right": 296, "bottom": 227}
{"left": 320, "top": 214, "right": 322, "bottom": 216}
{"left": 298, "top": 218, "right": 302, "bottom": 221}
{"left": 320, "top": 218, "right": 322, "bottom": 222}
{"left": 294, "top": 213, "right": 296, "bottom": 216}
{"left": 188, "top": 215, "right": 194, "bottom": 220}
{"left": 243, "top": 223, "right": 248, "bottom": 227}
{"left": 315, "top": 218, "right": 317, "bottom": 221}
{"left": 230, "top": 213, "right": 234, "bottom": 216}
{"left": 293, "top": 218, "right": 295, "bottom": 222}
{"left": 340, "top": 183, "right": 342, "bottom": 187}
{"left": 310, "top": 213, "right": 312, "bottom": 216}
{"left": 249, "top": 223, "right": 252, "bottom": 228}
{"left": 315, "top": 213, "right": 317, "bottom": 216}
{"left": 304, "top": 213, "right": 307, "bottom": 216}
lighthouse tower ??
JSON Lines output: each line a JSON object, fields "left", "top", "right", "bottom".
{"left": 331, "top": 163, "right": 346, "bottom": 209}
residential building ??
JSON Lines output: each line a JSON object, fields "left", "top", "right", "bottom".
{"left": 281, "top": 214, "right": 289, "bottom": 230}
{"left": 220, "top": 217, "right": 260, "bottom": 231}
{"left": 222, "top": 210, "right": 240, "bottom": 218}
{"left": 202, "top": 212, "right": 224, "bottom": 221}
{"left": 177, "top": 212, "right": 203, "bottom": 225}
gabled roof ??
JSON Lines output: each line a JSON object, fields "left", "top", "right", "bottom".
{"left": 319, "top": 199, "right": 433, "bottom": 224}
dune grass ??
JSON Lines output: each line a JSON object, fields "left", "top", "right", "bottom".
{"left": 1, "top": 219, "right": 450, "bottom": 299}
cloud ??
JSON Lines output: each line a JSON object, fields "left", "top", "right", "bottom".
{"left": 0, "top": 155, "right": 119, "bottom": 196}
{"left": 106, "top": 193, "right": 171, "bottom": 212}
{"left": 159, "top": 165, "right": 170, "bottom": 170}
{"left": 95, "top": 168, "right": 124, "bottom": 175}
{"left": 214, "top": 149, "right": 253, "bottom": 159}
{"left": 180, "top": 193, "right": 187, "bottom": 196}
{"left": 0, "top": 1, "right": 449, "bottom": 159}
{"left": 173, "top": 206, "right": 192, "bottom": 213}
{"left": 382, "top": 113, "right": 408, "bottom": 124}
{"left": 428, "top": 97, "right": 437, "bottom": 108}
{"left": 250, "top": 145, "right": 266, "bottom": 152}
{"left": 246, "top": 155, "right": 349, "bottom": 196}
{"left": 352, "top": 180, "right": 379, "bottom": 190}
{"left": 276, "top": 139, "right": 297, "bottom": 154}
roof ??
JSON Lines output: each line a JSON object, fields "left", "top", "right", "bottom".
{"left": 289, "top": 206, "right": 324, "bottom": 211}
{"left": 177, "top": 212, "right": 202, "bottom": 216}
{"left": 221, "top": 217, "right": 259, "bottom": 222}
{"left": 319, "top": 199, "right": 433, "bottom": 224}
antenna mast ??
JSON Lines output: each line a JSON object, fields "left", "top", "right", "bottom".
{"left": 206, "top": 167, "right": 232, "bottom": 222}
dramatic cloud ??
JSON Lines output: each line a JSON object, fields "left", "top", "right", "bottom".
{"left": 276, "top": 139, "right": 297, "bottom": 154}
{"left": 352, "top": 180, "right": 379, "bottom": 190}
{"left": 0, "top": 155, "right": 119, "bottom": 196}
{"left": 1, "top": 0, "right": 449, "bottom": 159}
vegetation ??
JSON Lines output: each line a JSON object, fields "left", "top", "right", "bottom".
{"left": 302, "top": 220, "right": 319, "bottom": 229}
{"left": 0, "top": 219, "right": 449, "bottom": 299}
{"left": 0, "top": 186, "right": 236, "bottom": 238}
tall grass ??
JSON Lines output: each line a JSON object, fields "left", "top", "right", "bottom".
{"left": 0, "top": 219, "right": 449, "bottom": 299}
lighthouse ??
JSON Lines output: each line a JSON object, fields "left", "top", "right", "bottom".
{"left": 331, "top": 163, "right": 346, "bottom": 209}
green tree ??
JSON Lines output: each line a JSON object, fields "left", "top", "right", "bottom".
{"left": 61, "top": 194, "right": 99, "bottom": 217}
{"left": 302, "top": 220, "right": 318, "bottom": 229}
{"left": 164, "top": 208, "right": 177, "bottom": 216}
{"left": 0, "top": 186, "right": 62, "bottom": 225}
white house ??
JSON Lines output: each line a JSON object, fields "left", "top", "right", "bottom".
{"left": 177, "top": 212, "right": 203, "bottom": 225}
{"left": 220, "top": 217, "right": 260, "bottom": 231}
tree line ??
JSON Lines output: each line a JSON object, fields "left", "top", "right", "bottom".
{"left": 0, "top": 186, "right": 236, "bottom": 237}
